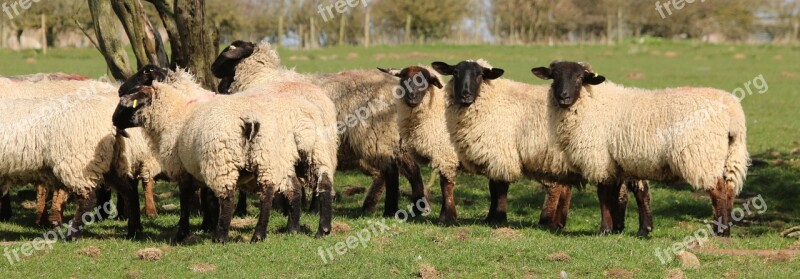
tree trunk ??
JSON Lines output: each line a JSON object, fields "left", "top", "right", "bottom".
{"left": 145, "top": 0, "right": 184, "bottom": 68}
{"left": 278, "top": 16, "right": 284, "bottom": 47}
{"left": 112, "top": 0, "right": 168, "bottom": 69}
{"left": 338, "top": 15, "right": 346, "bottom": 46}
{"left": 404, "top": 14, "right": 412, "bottom": 44}
{"left": 41, "top": 15, "right": 47, "bottom": 54}
{"left": 174, "top": 0, "right": 218, "bottom": 91}
{"left": 363, "top": 9, "right": 370, "bottom": 48}
{"left": 88, "top": 0, "right": 133, "bottom": 81}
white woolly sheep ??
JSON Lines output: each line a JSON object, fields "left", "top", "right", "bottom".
{"left": 211, "top": 41, "right": 427, "bottom": 217}
{"left": 532, "top": 61, "right": 749, "bottom": 236}
{"left": 114, "top": 67, "right": 338, "bottom": 242}
{"left": 0, "top": 92, "right": 142, "bottom": 239}
{"left": 433, "top": 60, "right": 654, "bottom": 235}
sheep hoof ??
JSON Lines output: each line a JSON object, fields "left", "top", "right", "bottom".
{"left": 173, "top": 231, "right": 191, "bottom": 244}
{"left": 250, "top": 234, "right": 267, "bottom": 243}
{"left": 212, "top": 236, "right": 229, "bottom": 244}
{"left": 636, "top": 230, "right": 651, "bottom": 238}
{"left": 126, "top": 230, "right": 142, "bottom": 240}
{"left": 438, "top": 214, "right": 457, "bottom": 227}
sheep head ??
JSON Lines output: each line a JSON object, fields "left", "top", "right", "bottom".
{"left": 378, "top": 66, "right": 443, "bottom": 108}
{"left": 431, "top": 61, "right": 504, "bottom": 107}
{"left": 119, "top": 65, "right": 168, "bottom": 97}
{"left": 113, "top": 86, "right": 155, "bottom": 137}
{"left": 212, "top": 41, "right": 256, "bottom": 94}
{"left": 532, "top": 61, "right": 606, "bottom": 108}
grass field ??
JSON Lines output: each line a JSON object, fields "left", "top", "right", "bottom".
{"left": 1, "top": 42, "right": 799, "bottom": 278}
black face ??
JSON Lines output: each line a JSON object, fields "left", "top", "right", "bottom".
{"left": 431, "top": 61, "right": 504, "bottom": 106}
{"left": 212, "top": 40, "right": 256, "bottom": 94}
{"left": 113, "top": 86, "right": 154, "bottom": 137}
{"left": 378, "top": 66, "right": 443, "bottom": 108}
{"left": 532, "top": 61, "right": 606, "bottom": 108}
{"left": 118, "top": 65, "right": 168, "bottom": 97}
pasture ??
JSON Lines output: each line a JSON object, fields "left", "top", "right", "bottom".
{"left": 1, "top": 42, "right": 799, "bottom": 278}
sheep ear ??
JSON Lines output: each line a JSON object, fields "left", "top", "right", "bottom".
{"left": 119, "top": 65, "right": 167, "bottom": 96}
{"left": 431, "top": 62, "right": 454, "bottom": 76}
{"left": 531, "top": 67, "right": 552, "bottom": 80}
{"left": 483, "top": 67, "right": 504, "bottom": 80}
{"left": 377, "top": 67, "right": 403, "bottom": 78}
{"left": 212, "top": 41, "right": 255, "bottom": 78}
{"left": 120, "top": 87, "right": 154, "bottom": 109}
{"left": 429, "top": 76, "right": 443, "bottom": 89}
{"left": 583, "top": 71, "right": 606, "bottom": 85}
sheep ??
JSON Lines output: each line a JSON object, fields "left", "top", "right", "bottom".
{"left": 210, "top": 41, "right": 428, "bottom": 217}
{"left": 113, "top": 66, "right": 338, "bottom": 242}
{"left": 432, "top": 60, "right": 654, "bottom": 235}
{"left": 531, "top": 61, "right": 749, "bottom": 236}
{"left": 0, "top": 91, "right": 142, "bottom": 240}
{"left": 0, "top": 77, "right": 161, "bottom": 224}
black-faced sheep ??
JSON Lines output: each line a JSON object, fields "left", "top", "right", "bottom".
{"left": 532, "top": 61, "right": 749, "bottom": 236}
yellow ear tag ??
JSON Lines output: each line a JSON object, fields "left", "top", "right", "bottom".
{"left": 229, "top": 45, "right": 237, "bottom": 50}
{"left": 133, "top": 100, "right": 138, "bottom": 109}
{"left": 594, "top": 73, "right": 599, "bottom": 78}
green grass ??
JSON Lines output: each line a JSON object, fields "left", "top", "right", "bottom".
{"left": 1, "top": 42, "right": 799, "bottom": 278}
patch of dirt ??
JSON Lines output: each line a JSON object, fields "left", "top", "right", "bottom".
{"left": 723, "top": 270, "right": 739, "bottom": 279}
{"left": 346, "top": 53, "right": 359, "bottom": 60}
{"left": 161, "top": 204, "right": 178, "bottom": 211}
{"left": 733, "top": 53, "right": 747, "bottom": 59}
{"left": 455, "top": 228, "right": 470, "bottom": 241}
{"left": 605, "top": 269, "right": 634, "bottom": 278}
{"left": 332, "top": 221, "right": 352, "bottom": 234}
{"left": 135, "top": 248, "right": 163, "bottom": 261}
{"left": 230, "top": 216, "right": 257, "bottom": 229}
{"left": 791, "top": 148, "right": 800, "bottom": 154}
{"left": 781, "top": 72, "right": 800, "bottom": 79}
{"left": 491, "top": 227, "right": 522, "bottom": 240}
{"left": 342, "top": 186, "right": 366, "bottom": 196}
{"left": 773, "top": 54, "right": 784, "bottom": 60}
{"left": 79, "top": 246, "right": 101, "bottom": 258}
{"left": 126, "top": 271, "right": 141, "bottom": 278}
{"left": 191, "top": 263, "right": 217, "bottom": 273}
{"left": 288, "top": 55, "right": 310, "bottom": 61}
{"left": 665, "top": 268, "right": 685, "bottom": 279}
{"left": 318, "top": 55, "right": 339, "bottom": 61}
{"left": 547, "top": 252, "right": 571, "bottom": 262}
{"left": 626, "top": 72, "right": 645, "bottom": 80}
{"left": 25, "top": 58, "right": 37, "bottom": 64}
{"left": 694, "top": 247, "right": 800, "bottom": 259}
{"left": 675, "top": 251, "right": 700, "bottom": 269}
{"left": 157, "top": 192, "right": 175, "bottom": 199}
{"left": 418, "top": 263, "right": 440, "bottom": 279}
{"left": 21, "top": 200, "right": 37, "bottom": 210}
{"left": 664, "top": 51, "right": 679, "bottom": 57}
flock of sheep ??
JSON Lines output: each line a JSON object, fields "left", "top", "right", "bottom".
{"left": 0, "top": 41, "right": 748, "bottom": 244}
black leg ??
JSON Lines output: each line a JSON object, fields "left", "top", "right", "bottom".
{"left": 382, "top": 166, "right": 400, "bottom": 217}
{"left": 234, "top": 190, "right": 248, "bottom": 217}
{"left": 95, "top": 188, "right": 112, "bottom": 220}
{"left": 316, "top": 174, "right": 333, "bottom": 238}
{"left": 628, "top": 180, "right": 653, "bottom": 237}
{"left": 115, "top": 192, "right": 128, "bottom": 221}
{"left": 214, "top": 189, "right": 236, "bottom": 243}
{"left": 123, "top": 178, "right": 143, "bottom": 239}
{"left": 490, "top": 180, "right": 509, "bottom": 227}
{"left": 610, "top": 182, "right": 628, "bottom": 234}
{"left": 251, "top": 184, "right": 275, "bottom": 243}
{"left": 174, "top": 177, "right": 195, "bottom": 243}
{"left": 361, "top": 173, "right": 385, "bottom": 214}
{"left": 485, "top": 181, "right": 498, "bottom": 223}
{"left": 287, "top": 176, "right": 303, "bottom": 234}
{"left": 0, "top": 191, "right": 11, "bottom": 222}
{"left": 201, "top": 188, "right": 219, "bottom": 233}
{"left": 438, "top": 174, "right": 457, "bottom": 226}
{"left": 396, "top": 152, "right": 428, "bottom": 215}
{"left": 65, "top": 189, "right": 97, "bottom": 241}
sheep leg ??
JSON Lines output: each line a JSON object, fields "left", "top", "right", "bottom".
{"left": 65, "top": 189, "right": 97, "bottom": 241}
{"left": 115, "top": 177, "right": 143, "bottom": 239}
{"left": 438, "top": 174, "right": 457, "bottom": 226}
{"left": 555, "top": 185, "right": 573, "bottom": 229}
{"left": 287, "top": 176, "right": 303, "bottom": 234}
{"left": 485, "top": 181, "right": 498, "bottom": 223}
{"left": 251, "top": 184, "right": 275, "bottom": 243}
{"left": 35, "top": 184, "right": 49, "bottom": 226}
{"left": 538, "top": 181, "right": 561, "bottom": 229}
{"left": 213, "top": 189, "right": 237, "bottom": 243}
{"left": 627, "top": 180, "right": 653, "bottom": 237}
{"left": 486, "top": 180, "right": 509, "bottom": 227}
{"left": 116, "top": 191, "right": 128, "bottom": 221}
{"left": 175, "top": 177, "right": 196, "bottom": 243}
{"left": 234, "top": 190, "right": 248, "bottom": 217}
{"left": 95, "top": 188, "right": 113, "bottom": 220}
{"left": 396, "top": 153, "right": 428, "bottom": 215}
{"left": 597, "top": 184, "right": 614, "bottom": 234}
{"left": 142, "top": 177, "right": 158, "bottom": 218}
{"left": 0, "top": 191, "right": 11, "bottom": 222}
{"left": 316, "top": 174, "right": 334, "bottom": 238}
{"left": 48, "top": 188, "right": 68, "bottom": 227}
{"left": 609, "top": 182, "right": 628, "bottom": 234}
{"left": 708, "top": 178, "right": 732, "bottom": 237}
{"left": 201, "top": 187, "right": 220, "bottom": 233}
{"left": 360, "top": 173, "right": 386, "bottom": 214}
{"left": 382, "top": 166, "right": 401, "bottom": 217}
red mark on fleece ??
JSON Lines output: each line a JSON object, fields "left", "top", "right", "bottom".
{"left": 57, "top": 74, "right": 90, "bottom": 81}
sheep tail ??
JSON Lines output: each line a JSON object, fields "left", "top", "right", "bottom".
{"left": 723, "top": 116, "right": 750, "bottom": 196}
{"left": 241, "top": 117, "right": 261, "bottom": 143}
